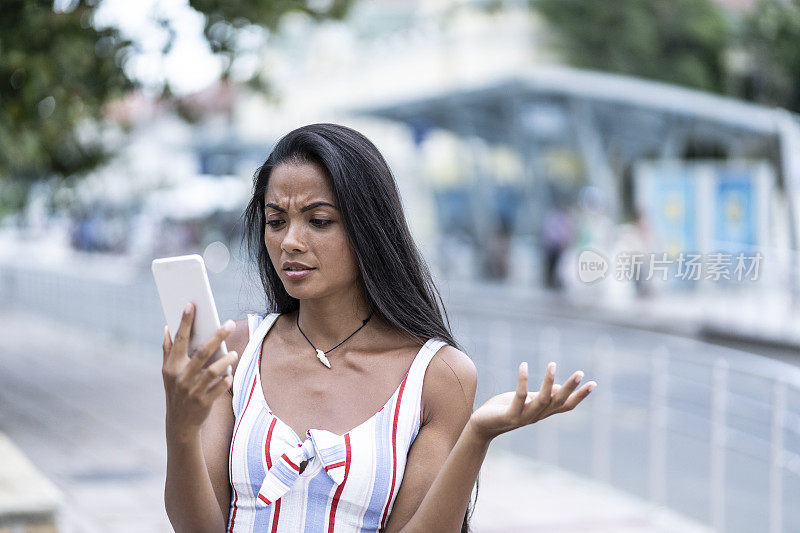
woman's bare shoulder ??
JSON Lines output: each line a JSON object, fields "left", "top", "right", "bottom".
{"left": 421, "top": 344, "right": 478, "bottom": 424}
{"left": 227, "top": 318, "right": 250, "bottom": 357}
{"left": 224, "top": 318, "right": 250, "bottom": 397}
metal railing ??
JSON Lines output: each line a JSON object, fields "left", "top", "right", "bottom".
{"left": 444, "top": 283, "right": 800, "bottom": 533}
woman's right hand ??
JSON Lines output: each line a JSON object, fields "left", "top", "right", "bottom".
{"left": 161, "top": 302, "right": 239, "bottom": 442}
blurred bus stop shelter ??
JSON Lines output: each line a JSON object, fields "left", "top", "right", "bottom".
{"left": 351, "top": 65, "right": 800, "bottom": 274}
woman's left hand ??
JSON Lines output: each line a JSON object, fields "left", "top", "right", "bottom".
{"left": 468, "top": 361, "right": 596, "bottom": 442}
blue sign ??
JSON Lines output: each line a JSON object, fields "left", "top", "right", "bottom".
{"left": 651, "top": 166, "right": 696, "bottom": 256}
{"left": 714, "top": 170, "right": 755, "bottom": 254}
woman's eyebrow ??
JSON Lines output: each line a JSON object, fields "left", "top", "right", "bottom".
{"left": 265, "top": 201, "right": 338, "bottom": 213}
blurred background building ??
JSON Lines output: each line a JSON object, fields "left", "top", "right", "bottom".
{"left": 3, "top": 0, "right": 800, "bottom": 531}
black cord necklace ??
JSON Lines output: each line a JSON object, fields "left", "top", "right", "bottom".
{"left": 296, "top": 307, "right": 375, "bottom": 368}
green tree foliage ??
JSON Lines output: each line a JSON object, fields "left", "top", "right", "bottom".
{"left": 532, "top": 0, "right": 729, "bottom": 93}
{"left": 740, "top": 0, "right": 800, "bottom": 112}
{"left": 0, "top": 0, "right": 355, "bottom": 214}
{"left": 0, "top": 0, "right": 134, "bottom": 184}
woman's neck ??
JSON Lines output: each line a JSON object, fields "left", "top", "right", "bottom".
{"left": 295, "top": 295, "right": 373, "bottom": 348}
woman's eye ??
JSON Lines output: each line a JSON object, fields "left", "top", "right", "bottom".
{"left": 266, "top": 219, "right": 330, "bottom": 229}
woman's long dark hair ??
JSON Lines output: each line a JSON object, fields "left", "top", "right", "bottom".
{"left": 241, "top": 123, "right": 478, "bottom": 532}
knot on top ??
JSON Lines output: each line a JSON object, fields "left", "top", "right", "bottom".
{"left": 256, "top": 428, "right": 349, "bottom": 507}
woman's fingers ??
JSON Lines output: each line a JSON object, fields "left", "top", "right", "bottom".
{"left": 555, "top": 381, "right": 597, "bottom": 414}
{"left": 184, "top": 320, "right": 236, "bottom": 375}
{"left": 521, "top": 362, "right": 556, "bottom": 421}
{"left": 162, "top": 325, "right": 172, "bottom": 365}
{"left": 551, "top": 370, "right": 584, "bottom": 407}
{"left": 204, "top": 373, "right": 234, "bottom": 403}
{"left": 508, "top": 362, "right": 529, "bottom": 418}
{"left": 171, "top": 302, "right": 196, "bottom": 362}
{"left": 190, "top": 350, "right": 238, "bottom": 396}
{"left": 540, "top": 362, "right": 556, "bottom": 404}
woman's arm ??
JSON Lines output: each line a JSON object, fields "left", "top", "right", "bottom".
{"left": 389, "top": 358, "right": 596, "bottom": 533}
{"left": 382, "top": 346, "right": 478, "bottom": 533}
{"left": 398, "top": 421, "right": 489, "bottom": 533}
{"left": 165, "top": 429, "right": 229, "bottom": 533}
{"left": 165, "top": 375, "right": 242, "bottom": 532}
{"left": 161, "top": 308, "right": 246, "bottom": 533}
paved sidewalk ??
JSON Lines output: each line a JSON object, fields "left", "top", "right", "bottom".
{"left": 471, "top": 447, "right": 710, "bottom": 533}
{"left": 0, "top": 310, "right": 171, "bottom": 532}
{"left": 0, "top": 309, "right": 710, "bottom": 532}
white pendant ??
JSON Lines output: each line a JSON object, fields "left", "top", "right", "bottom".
{"left": 316, "top": 349, "right": 331, "bottom": 368}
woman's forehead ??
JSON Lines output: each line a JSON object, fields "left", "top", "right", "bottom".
{"left": 265, "top": 162, "right": 334, "bottom": 203}
{"left": 263, "top": 189, "right": 336, "bottom": 207}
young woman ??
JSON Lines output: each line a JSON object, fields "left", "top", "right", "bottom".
{"left": 161, "top": 123, "right": 596, "bottom": 532}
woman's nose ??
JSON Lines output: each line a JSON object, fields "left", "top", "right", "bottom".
{"left": 280, "top": 222, "right": 306, "bottom": 253}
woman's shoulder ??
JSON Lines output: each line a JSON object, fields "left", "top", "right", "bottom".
{"left": 421, "top": 344, "right": 477, "bottom": 422}
{"left": 427, "top": 344, "right": 477, "bottom": 398}
{"left": 228, "top": 317, "right": 250, "bottom": 356}
{"left": 224, "top": 317, "right": 251, "bottom": 397}
{"left": 227, "top": 313, "right": 277, "bottom": 374}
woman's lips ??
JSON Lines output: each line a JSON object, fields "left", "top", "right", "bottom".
{"left": 284, "top": 268, "right": 315, "bottom": 279}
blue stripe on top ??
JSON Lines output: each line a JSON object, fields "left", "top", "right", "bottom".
{"left": 361, "top": 402, "right": 393, "bottom": 532}
{"left": 248, "top": 409, "right": 272, "bottom": 530}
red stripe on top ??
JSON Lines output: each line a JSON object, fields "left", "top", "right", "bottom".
{"left": 327, "top": 433, "right": 352, "bottom": 533}
{"left": 265, "top": 386, "right": 283, "bottom": 532}
{"left": 282, "top": 453, "right": 300, "bottom": 471}
{"left": 271, "top": 498, "right": 283, "bottom": 533}
{"left": 265, "top": 417, "right": 277, "bottom": 468}
{"left": 324, "top": 460, "right": 346, "bottom": 471}
{"left": 228, "top": 362, "right": 261, "bottom": 533}
{"left": 380, "top": 375, "right": 408, "bottom": 530}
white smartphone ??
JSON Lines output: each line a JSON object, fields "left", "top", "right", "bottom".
{"left": 151, "top": 254, "right": 231, "bottom": 375}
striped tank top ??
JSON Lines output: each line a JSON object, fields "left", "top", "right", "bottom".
{"left": 227, "top": 312, "right": 447, "bottom": 532}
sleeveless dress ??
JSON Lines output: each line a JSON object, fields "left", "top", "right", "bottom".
{"left": 227, "top": 312, "right": 447, "bottom": 532}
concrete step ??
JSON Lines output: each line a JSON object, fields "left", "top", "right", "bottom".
{"left": 0, "top": 432, "right": 63, "bottom": 532}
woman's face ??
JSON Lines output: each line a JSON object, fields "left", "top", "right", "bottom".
{"left": 263, "top": 161, "right": 360, "bottom": 301}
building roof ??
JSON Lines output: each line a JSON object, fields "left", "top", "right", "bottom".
{"left": 352, "top": 64, "right": 790, "bottom": 144}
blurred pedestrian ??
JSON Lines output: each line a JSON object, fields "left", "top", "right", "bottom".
{"left": 541, "top": 202, "right": 573, "bottom": 290}
{"left": 485, "top": 218, "right": 512, "bottom": 280}
{"left": 632, "top": 207, "right": 654, "bottom": 297}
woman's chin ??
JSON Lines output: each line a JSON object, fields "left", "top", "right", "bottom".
{"left": 284, "top": 285, "right": 318, "bottom": 300}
